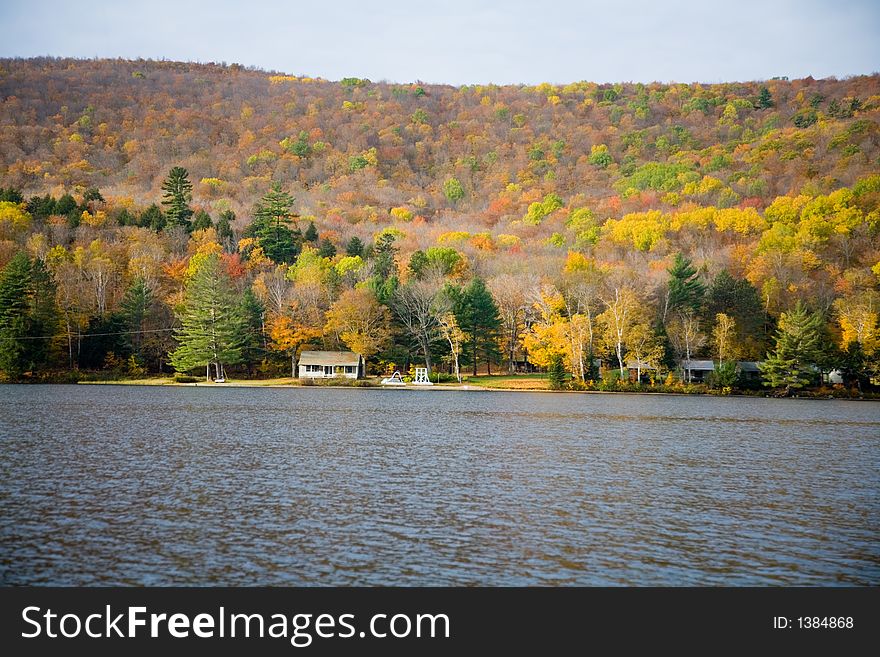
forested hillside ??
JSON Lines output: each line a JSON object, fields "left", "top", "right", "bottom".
{"left": 0, "top": 57, "right": 878, "bottom": 391}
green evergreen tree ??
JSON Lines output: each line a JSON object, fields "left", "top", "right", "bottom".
{"left": 191, "top": 209, "right": 213, "bottom": 231}
{"left": 317, "top": 237, "right": 336, "bottom": 258}
{"left": 0, "top": 253, "right": 33, "bottom": 377}
{"left": 140, "top": 203, "right": 166, "bottom": 231}
{"left": 706, "top": 270, "right": 767, "bottom": 358}
{"left": 304, "top": 221, "right": 318, "bottom": 242}
{"left": 667, "top": 253, "right": 705, "bottom": 314}
{"left": 27, "top": 194, "right": 56, "bottom": 219}
{"left": 371, "top": 233, "right": 399, "bottom": 281}
{"left": 170, "top": 254, "right": 247, "bottom": 380}
{"left": 239, "top": 287, "right": 265, "bottom": 377}
{"left": 548, "top": 354, "right": 567, "bottom": 390}
{"left": 345, "top": 236, "right": 364, "bottom": 257}
{"left": 121, "top": 277, "right": 153, "bottom": 363}
{"left": 82, "top": 187, "right": 104, "bottom": 207}
{"left": 838, "top": 341, "right": 868, "bottom": 391}
{"left": 114, "top": 208, "right": 135, "bottom": 226}
{"left": 245, "top": 182, "right": 300, "bottom": 264}
{"left": 55, "top": 194, "right": 77, "bottom": 216}
{"left": 756, "top": 86, "right": 773, "bottom": 109}
{"left": 0, "top": 253, "right": 58, "bottom": 378}
{"left": 216, "top": 210, "right": 235, "bottom": 246}
{"left": 0, "top": 187, "right": 24, "bottom": 203}
{"left": 454, "top": 277, "right": 502, "bottom": 375}
{"left": 759, "top": 302, "right": 823, "bottom": 395}
{"left": 27, "top": 257, "right": 58, "bottom": 370}
{"left": 161, "top": 166, "right": 194, "bottom": 231}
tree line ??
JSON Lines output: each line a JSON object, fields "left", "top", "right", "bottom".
{"left": 1, "top": 166, "right": 877, "bottom": 394}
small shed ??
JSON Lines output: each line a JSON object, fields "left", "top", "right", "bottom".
{"left": 298, "top": 351, "right": 364, "bottom": 379}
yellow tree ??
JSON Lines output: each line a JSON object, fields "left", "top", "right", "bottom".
{"left": 522, "top": 318, "right": 568, "bottom": 370}
{"left": 667, "top": 312, "right": 706, "bottom": 381}
{"left": 324, "top": 287, "right": 391, "bottom": 361}
{"left": 268, "top": 314, "right": 321, "bottom": 377}
{"left": 436, "top": 312, "right": 465, "bottom": 383}
{"left": 713, "top": 312, "right": 738, "bottom": 363}
{"left": 522, "top": 285, "right": 568, "bottom": 371}
{"left": 627, "top": 322, "right": 664, "bottom": 382}
{"left": 833, "top": 290, "right": 879, "bottom": 355}
{"left": 598, "top": 284, "right": 642, "bottom": 377}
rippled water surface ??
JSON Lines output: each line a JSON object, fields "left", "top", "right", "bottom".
{"left": 1, "top": 385, "right": 878, "bottom": 585}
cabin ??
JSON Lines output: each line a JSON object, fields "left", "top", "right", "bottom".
{"left": 625, "top": 359, "right": 657, "bottom": 382}
{"left": 298, "top": 351, "right": 364, "bottom": 379}
{"left": 736, "top": 361, "right": 762, "bottom": 382}
{"left": 680, "top": 359, "right": 715, "bottom": 383}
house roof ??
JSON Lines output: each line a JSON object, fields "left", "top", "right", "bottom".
{"left": 736, "top": 361, "right": 761, "bottom": 372}
{"left": 298, "top": 351, "right": 362, "bottom": 366}
{"left": 681, "top": 359, "right": 715, "bottom": 370}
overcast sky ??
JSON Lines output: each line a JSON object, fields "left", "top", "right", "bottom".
{"left": 1, "top": 0, "right": 877, "bottom": 85}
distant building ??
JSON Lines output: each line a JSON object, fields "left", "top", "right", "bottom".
{"left": 680, "top": 359, "right": 715, "bottom": 383}
{"left": 736, "top": 361, "right": 762, "bottom": 382}
{"left": 625, "top": 359, "right": 657, "bottom": 382}
{"left": 298, "top": 351, "right": 364, "bottom": 379}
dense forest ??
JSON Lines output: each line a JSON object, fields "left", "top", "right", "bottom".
{"left": 0, "top": 58, "right": 878, "bottom": 392}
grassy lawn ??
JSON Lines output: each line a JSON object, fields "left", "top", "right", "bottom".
{"left": 461, "top": 373, "right": 549, "bottom": 390}
{"left": 78, "top": 377, "right": 175, "bottom": 385}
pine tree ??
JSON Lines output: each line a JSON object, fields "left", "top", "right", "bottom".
{"left": 304, "top": 221, "right": 318, "bottom": 243}
{"left": 121, "top": 277, "right": 153, "bottom": 363}
{"left": 345, "top": 236, "right": 364, "bottom": 257}
{"left": 170, "top": 254, "right": 247, "bottom": 380}
{"left": 706, "top": 270, "right": 767, "bottom": 358}
{"left": 0, "top": 253, "right": 32, "bottom": 377}
{"left": 246, "top": 182, "right": 299, "bottom": 264}
{"left": 191, "top": 209, "right": 213, "bottom": 232}
{"left": 27, "top": 257, "right": 58, "bottom": 369}
{"left": 216, "top": 210, "right": 235, "bottom": 247}
{"left": 548, "top": 354, "right": 567, "bottom": 390}
{"left": 667, "top": 253, "right": 705, "bottom": 315}
{"left": 371, "top": 233, "right": 398, "bottom": 281}
{"left": 140, "top": 203, "right": 166, "bottom": 231}
{"left": 759, "top": 302, "right": 823, "bottom": 395}
{"left": 161, "top": 166, "right": 194, "bottom": 231}
{"left": 0, "top": 253, "right": 58, "bottom": 378}
{"left": 239, "top": 287, "right": 265, "bottom": 376}
{"left": 454, "top": 277, "right": 502, "bottom": 375}
{"left": 757, "top": 86, "right": 774, "bottom": 109}
{"left": 317, "top": 238, "right": 336, "bottom": 258}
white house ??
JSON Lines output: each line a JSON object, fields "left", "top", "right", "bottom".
{"left": 298, "top": 351, "right": 364, "bottom": 379}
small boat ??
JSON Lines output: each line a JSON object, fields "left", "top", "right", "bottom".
{"left": 380, "top": 371, "right": 405, "bottom": 385}
{"left": 214, "top": 377, "right": 226, "bottom": 383}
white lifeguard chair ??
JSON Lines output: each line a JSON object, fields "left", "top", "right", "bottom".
{"left": 413, "top": 367, "right": 434, "bottom": 385}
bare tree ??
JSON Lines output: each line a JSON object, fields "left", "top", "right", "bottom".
{"left": 667, "top": 311, "right": 706, "bottom": 381}
{"left": 392, "top": 276, "right": 443, "bottom": 371}
{"left": 488, "top": 272, "right": 537, "bottom": 373}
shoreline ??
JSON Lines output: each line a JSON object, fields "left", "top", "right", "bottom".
{"left": 27, "top": 377, "right": 877, "bottom": 400}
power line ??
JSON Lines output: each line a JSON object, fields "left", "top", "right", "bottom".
{"left": 0, "top": 327, "right": 176, "bottom": 342}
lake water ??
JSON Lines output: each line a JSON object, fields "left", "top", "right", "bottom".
{"left": 1, "top": 385, "right": 878, "bottom": 586}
